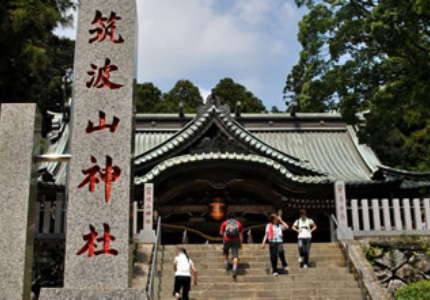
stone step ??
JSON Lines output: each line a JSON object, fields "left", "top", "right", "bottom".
{"left": 165, "top": 297, "right": 363, "bottom": 300}
{"left": 160, "top": 267, "right": 351, "bottom": 276}
{"left": 159, "top": 273, "right": 357, "bottom": 284}
{"left": 160, "top": 255, "right": 343, "bottom": 263}
{"left": 160, "top": 261, "right": 346, "bottom": 270}
{"left": 159, "top": 287, "right": 363, "bottom": 299}
{"left": 159, "top": 280, "right": 359, "bottom": 290}
{"left": 153, "top": 242, "right": 362, "bottom": 300}
{"left": 161, "top": 249, "right": 343, "bottom": 257}
{"left": 162, "top": 243, "right": 339, "bottom": 251}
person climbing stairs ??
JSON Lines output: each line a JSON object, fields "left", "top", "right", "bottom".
{"left": 154, "top": 243, "right": 364, "bottom": 300}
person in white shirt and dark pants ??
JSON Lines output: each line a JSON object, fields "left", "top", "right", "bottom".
{"left": 173, "top": 247, "right": 198, "bottom": 300}
{"left": 292, "top": 209, "right": 317, "bottom": 268}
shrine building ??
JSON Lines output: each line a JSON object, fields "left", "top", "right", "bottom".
{"left": 37, "top": 97, "right": 430, "bottom": 243}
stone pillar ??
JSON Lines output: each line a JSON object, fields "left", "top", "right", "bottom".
{"left": 382, "top": 199, "right": 391, "bottom": 231}
{"left": 334, "top": 181, "right": 347, "bottom": 226}
{"left": 413, "top": 198, "right": 422, "bottom": 230}
{"left": 372, "top": 199, "right": 381, "bottom": 231}
{"left": 41, "top": 0, "right": 144, "bottom": 298}
{"left": 424, "top": 199, "right": 430, "bottom": 231}
{"left": 135, "top": 183, "right": 156, "bottom": 243}
{"left": 403, "top": 198, "right": 412, "bottom": 230}
{"left": 0, "top": 104, "right": 40, "bottom": 300}
{"left": 350, "top": 199, "right": 360, "bottom": 232}
{"left": 362, "top": 199, "right": 370, "bottom": 231}
{"left": 334, "top": 181, "right": 353, "bottom": 239}
{"left": 393, "top": 199, "right": 403, "bottom": 231}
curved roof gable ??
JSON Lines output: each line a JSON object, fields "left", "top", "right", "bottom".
{"left": 134, "top": 99, "right": 328, "bottom": 177}
{"left": 135, "top": 152, "right": 331, "bottom": 185}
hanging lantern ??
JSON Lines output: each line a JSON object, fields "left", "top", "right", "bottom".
{"left": 209, "top": 197, "right": 226, "bottom": 221}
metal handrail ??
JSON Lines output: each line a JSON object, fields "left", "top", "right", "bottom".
{"left": 147, "top": 217, "right": 162, "bottom": 300}
{"left": 330, "top": 214, "right": 379, "bottom": 300}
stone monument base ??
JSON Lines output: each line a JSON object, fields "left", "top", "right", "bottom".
{"left": 134, "top": 229, "right": 156, "bottom": 243}
{"left": 337, "top": 226, "right": 354, "bottom": 240}
{"left": 40, "top": 288, "right": 146, "bottom": 299}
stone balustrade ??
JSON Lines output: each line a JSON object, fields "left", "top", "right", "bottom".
{"left": 348, "top": 198, "right": 430, "bottom": 237}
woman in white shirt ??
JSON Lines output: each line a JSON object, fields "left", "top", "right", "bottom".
{"left": 292, "top": 209, "right": 317, "bottom": 269}
{"left": 173, "top": 247, "right": 198, "bottom": 300}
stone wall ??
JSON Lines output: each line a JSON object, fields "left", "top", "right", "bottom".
{"left": 360, "top": 236, "right": 430, "bottom": 299}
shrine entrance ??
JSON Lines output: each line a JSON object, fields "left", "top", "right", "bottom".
{"left": 135, "top": 159, "right": 336, "bottom": 244}
{"left": 132, "top": 99, "right": 339, "bottom": 244}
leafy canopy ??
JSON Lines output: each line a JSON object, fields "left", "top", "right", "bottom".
{"left": 0, "top": 0, "right": 76, "bottom": 112}
{"left": 212, "top": 78, "right": 266, "bottom": 113}
{"left": 285, "top": 0, "right": 430, "bottom": 170}
{"left": 135, "top": 82, "right": 162, "bottom": 113}
{"left": 153, "top": 80, "right": 203, "bottom": 114}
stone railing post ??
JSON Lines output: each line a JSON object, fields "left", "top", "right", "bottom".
{"left": 0, "top": 104, "right": 41, "bottom": 300}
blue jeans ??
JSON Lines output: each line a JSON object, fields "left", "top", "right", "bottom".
{"left": 298, "top": 238, "right": 312, "bottom": 266}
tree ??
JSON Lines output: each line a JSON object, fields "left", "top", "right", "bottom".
{"left": 212, "top": 78, "right": 266, "bottom": 113}
{"left": 154, "top": 80, "right": 203, "bottom": 113}
{"left": 271, "top": 106, "right": 281, "bottom": 113}
{"left": 135, "top": 82, "right": 162, "bottom": 113}
{"left": 285, "top": 0, "right": 430, "bottom": 171}
{"left": 0, "top": 0, "right": 76, "bottom": 112}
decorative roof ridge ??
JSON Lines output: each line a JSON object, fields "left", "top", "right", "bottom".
{"left": 377, "top": 165, "right": 430, "bottom": 181}
{"left": 135, "top": 152, "right": 332, "bottom": 185}
{"left": 134, "top": 99, "right": 328, "bottom": 176}
{"left": 135, "top": 112, "right": 343, "bottom": 119}
{"left": 135, "top": 127, "right": 348, "bottom": 133}
{"left": 134, "top": 106, "right": 217, "bottom": 167}
{"left": 201, "top": 104, "right": 328, "bottom": 175}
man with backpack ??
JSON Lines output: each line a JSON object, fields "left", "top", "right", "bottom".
{"left": 220, "top": 212, "right": 244, "bottom": 280}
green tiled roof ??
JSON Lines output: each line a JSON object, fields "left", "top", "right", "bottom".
{"left": 135, "top": 152, "right": 331, "bottom": 185}
{"left": 134, "top": 105, "right": 326, "bottom": 176}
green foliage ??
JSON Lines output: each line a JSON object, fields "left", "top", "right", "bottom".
{"left": 154, "top": 80, "right": 203, "bottom": 113}
{"left": 135, "top": 82, "right": 162, "bottom": 113}
{"left": 212, "top": 78, "right": 266, "bottom": 113}
{"left": 135, "top": 79, "right": 269, "bottom": 114}
{"left": 285, "top": 0, "right": 430, "bottom": 170}
{"left": 0, "top": 0, "right": 76, "bottom": 112}
{"left": 395, "top": 280, "right": 430, "bottom": 300}
{"left": 364, "top": 246, "right": 383, "bottom": 261}
{"left": 271, "top": 106, "right": 282, "bottom": 113}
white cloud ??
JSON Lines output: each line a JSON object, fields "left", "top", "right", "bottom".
{"left": 55, "top": 0, "right": 305, "bottom": 109}
{"left": 137, "top": 0, "right": 300, "bottom": 78}
{"left": 138, "top": 0, "right": 260, "bottom": 81}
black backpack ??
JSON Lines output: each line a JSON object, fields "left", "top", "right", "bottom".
{"left": 225, "top": 219, "right": 240, "bottom": 238}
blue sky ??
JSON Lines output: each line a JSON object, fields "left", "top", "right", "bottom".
{"left": 55, "top": 0, "right": 306, "bottom": 110}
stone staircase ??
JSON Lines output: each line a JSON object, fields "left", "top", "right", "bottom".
{"left": 154, "top": 243, "right": 364, "bottom": 300}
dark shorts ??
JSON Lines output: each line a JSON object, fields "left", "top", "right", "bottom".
{"left": 223, "top": 240, "right": 240, "bottom": 258}
{"left": 173, "top": 275, "right": 191, "bottom": 300}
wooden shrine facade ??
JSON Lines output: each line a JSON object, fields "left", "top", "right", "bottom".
{"left": 37, "top": 97, "right": 430, "bottom": 241}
